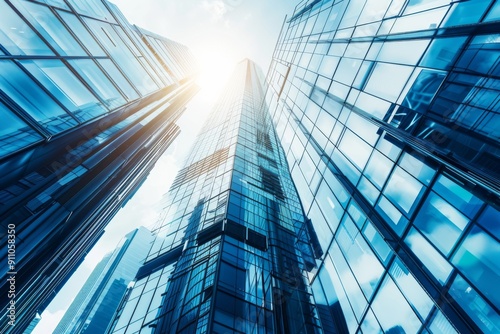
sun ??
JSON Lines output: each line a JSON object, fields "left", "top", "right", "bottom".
{"left": 194, "top": 45, "right": 239, "bottom": 106}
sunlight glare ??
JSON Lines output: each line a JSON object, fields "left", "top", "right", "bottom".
{"left": 195, "top": 46, "right": 238, "bottom": 108}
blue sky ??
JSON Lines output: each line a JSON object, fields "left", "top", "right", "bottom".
{"left": 33, "top": 0, "right": 298, "bottom": 332}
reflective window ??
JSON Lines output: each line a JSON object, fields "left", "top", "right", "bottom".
{"left": 448, "top": 275, "right": 500, "bottom": 333}
{"left": 390, "top": 258, "right": 433, "bottom": 319}
{"left": 365, "top": 63, "right": 414, "bottom": 102}
{"left": 378, "top": 39, "right": 430, "bottom": 66}
{"left": 384, "top": 167, "right": 425, "bottom": 216}
{"left": 20, "top": 60, "right": 107, "bottom": 121}
{"left": 0, "top": 60, "right": 76, "bottom": 133}
{"left": 371, "top": 276, "right": 422, "bottom": 333}
{"left": 477, "top": 206, "right": 500, "bottom": 240}
{"left": 0, "top": 101, "right": 42, "bottom": 157}
{"left": 97, "top": 59, "right": 140, "bottom": 101}
{"left": 376, "top": 196, "right": 409, "bottom": 235}
{"left": 0, "top": 1, "right": 54, "bottom": 55}
{"left": 68, "top": 59, "right": 126, "bottom": 109}
{"left": 421, "top": 37, "right": 468, "bottom": 70}
{"left": 364, "top": 150, "right": 392, "bottom": 189}
{"left": 68, "top": 0, "right": 117, "bottom": 23}
{"left": 428, "top": 309, "right": 458, "bottom": 334}
{"left": 84, "top": 18, "right": 158, "bottom": 94}
{"left": 442, "top": 0, "right": 492, "bottom": 27}
{"left": 452, "top": 225, "right": 500, "bottom": 309}
{"left": 339, "top": 130, "right": 372, "bottom": 171}
{"left": 433, "top": 175, "right": 483, "bottom": 218}
{"left": 57, "top": 10, "right": 106, "bottom": 57}
{"left": 15, "top": 1, "right": 86, "bottom": 56}
{"left": 414, "top": 192, "right": 469, "bottom": 255}
{"left": 399, "top": 152, "right": 436, "bottom": 185}
{"left": 337, "top": 216, "right": 384, "bottom": 299}
{"left": 362, "top": 222, "right": 392, "bottom": 264}
{"left": 405, "top": 227, "right": 452, "bottom": 285}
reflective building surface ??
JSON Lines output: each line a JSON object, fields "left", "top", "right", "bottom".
{"left": 0, "top": 1, "right": 198, "bottom": 332}
{"left": 54, "top": 227, "right": 153, "bottom": 334}
{"left": 109, "top": 59, "right": 323, "bottom": 334}
{"left": 266, "top": 0, "right": 500, "bottom": 333}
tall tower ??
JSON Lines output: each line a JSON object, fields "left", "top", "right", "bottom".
{"left": 266, "top": 0, "right": 500, "bottom": 333}
{"left": 0, "top": 1, "right": 198, "bottom": 332}
{"left": 109, "top": 59, "right": 323, "bottom": 333}
{"left": 54, "top": 227, "right": 153, "bottom": 334}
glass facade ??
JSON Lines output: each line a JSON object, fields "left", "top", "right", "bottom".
{"left": 0, "top": 1, "right": 198, "bottom": 332}
{"left": 53, "top": 227, "right": 153, "bottom": 334}
{"left": 265, "top": 0, "right": 500, "bottom": 333}
{"left": 109, "top": 59, "right": 323, "bottom": 334}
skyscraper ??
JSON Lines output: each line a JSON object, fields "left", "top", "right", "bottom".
{"left": 54, "top": 227, "right": 153, "bottom": 334}
{"left": 265, "top": 0, "right": 500, "bottom": 333}
{"left": 108, "top": 59, "right": 324, "bottom": 333}
{"left": 0, "top": 1, "right": 198, "bottom": 332}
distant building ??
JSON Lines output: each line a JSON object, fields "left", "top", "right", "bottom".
{"left": 53, "top": 227, "right": 153, "bottom": 334}
{"left": 0, "top": 0, "right": 198, "bottom": 332}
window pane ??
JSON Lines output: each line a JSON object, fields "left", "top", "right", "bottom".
{"left": 57, "top": 10, "right": 106, "bottom": 56}
{"left": 384, "top": 167, "right": 424, "bottom": 215}
{"left": 0, "top": 60, "right": 76, "bottom": 133}
{"left": 371, "top": 276, "right": 422, "bottom": 333}
{"left": 421, "top": 37, "right": 468, "bottom": 70}
{"left": 452, "top": 225, "right": 500, "bottom": 310}
{"left": 0, "top": 1, "right": 53, "bottom": 55}
{"left": 14, "top": 1, "right": 85, "bottom": 56}
{"left": 0, "top": 101, "right": 42, "bottom": 157}
{"left": 68, "top": 59, "right": 126, "bottom": 109}
{"left": 390, "top": 258, "right": 433, "bottom": 319}
{"left": 414, "top": 192, "right": 469, "bottom": 255}
{"left": 20, "top": 60, "right": 108, "bottom": 121}
{"left": 97, "top": 59, "right": 140, "bottom": 101}
{"left": 405, "top": 227, "right": 452, "bottom": 285}
{"left": 399, "top": 152, "right": 436, "bottom": 185}
{"left": 428, "top": 309, "right": 458, "bottom": 334}
{"left": 364, "top": 150, "right": 392, "bottom": 189}
{"left": 365, "top": 63, "right": 414, "bottom": 102}
{"left": 433, "top": 175, "right": 483, "bottom": 218}
{"left": 477, "top": 206, "right": 500, "bottom": 240}
{"left": 448, "top": 275, "right": 500, "bottom": 333}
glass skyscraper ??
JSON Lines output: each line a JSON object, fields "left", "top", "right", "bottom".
{"left": 0, "top": 1, "right": 198, "bottom": 332}
{"left": 54, "top": 227, "right": 153, "bottom": 334}
{"left": 108, "top": 59, "right": 323, "bottom": 334}
{"left": 265, "top": 0, "right": 500, "bottom": 333}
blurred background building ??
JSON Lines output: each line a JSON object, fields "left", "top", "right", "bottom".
{"left": 53, "top": 227, "right": 153, "bottom": 334}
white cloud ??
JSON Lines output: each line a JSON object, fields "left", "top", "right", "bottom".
{"left": 203, "top": 0, "right": 228, "bottom": 21}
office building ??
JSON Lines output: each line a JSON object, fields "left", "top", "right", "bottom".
{"left": 53, "top": 227, "right": 153, "bottom": 334}
{"left": 265, "top": 0, "right": 500, "bottom": 333}
{"left": 0, "top": 0, "right": 198, "bottom": 332}
{"left": 108, "top": 59, "right": 324, "bottom": 333}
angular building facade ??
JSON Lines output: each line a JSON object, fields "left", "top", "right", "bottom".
{"left": 108, "top": 59, "right": 323, "bottom": 334}
{"left": 54, "top": 227, "right": 153, "bottom": 334}
{"left": 0, "top": 1, "right": 198, "bottom": 332}
{"left": 266, "top": 0, "right": 500, "bottom": 333}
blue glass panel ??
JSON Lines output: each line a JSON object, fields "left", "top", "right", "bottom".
{"left": 414, "top": 192, "right": 469, "bottom": 255}
{"left": 20, "top": 60, "right": 107, "bottom": 121}
{"left": 97, "top": 59, "right": 140, "bottom": 101}
{"left": 364, "top": 150, "right": 392, "bottom": 189}
{"left": 390, "top": 258, "right": 433, "bottom": 319}
{"left": 448, "top": 275, "right": 500, "bottom": 333}
{"left": 68, "top": 59, "right": 126, "bottom": 109}
{"left": 376, "top": 196, "right": 409, "bottom": 236}
{"left": 452, "top": 225, "right": 500, "bottom": 309}
{"left": 14, "top": 1, "right": 85, "bottom": 56}
{"left": 57, "top": 10, "right": 106, "bottom": 57}
{"left": 371, "top": 276, "right": 422, "bottom": 333}
{"left": 384, "top": 167, "right": 425, "bottom": 216}
{"left": 0, "top": 60, "right": 76, "bottom": 133}
{"left": 339, "top": 130, "right": 372, "bottom": 171}
{"left": 428, "top": 309, "right": 458, "bottom": 334}
{"left": 477, "top": 206, "right": 500, "bottom": 240}
{"left": 0, "top": 1, "right": 54, "bottom": 55}
{"left": 405, "top": 227, "right": 452, "bottom": 285}
{"left": 364, "top": 63, "right": 414, "bottom": 102}
{"left": 0, "top": 101, "right": 42, "bottom": 157}
{"left": 362, "top": 222, "right": 392, "bottom": 265}
{"left": 399, "top": 152, "right": 436, "bottom": 185}
{"left": 432, "top": 175, "right": 483, "bottom": 218}
{"left": 421, "top": 37, "right": 468, "bottom": 70}
{"left": 443, "top": 0, "right": 492, "bottom": 27}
